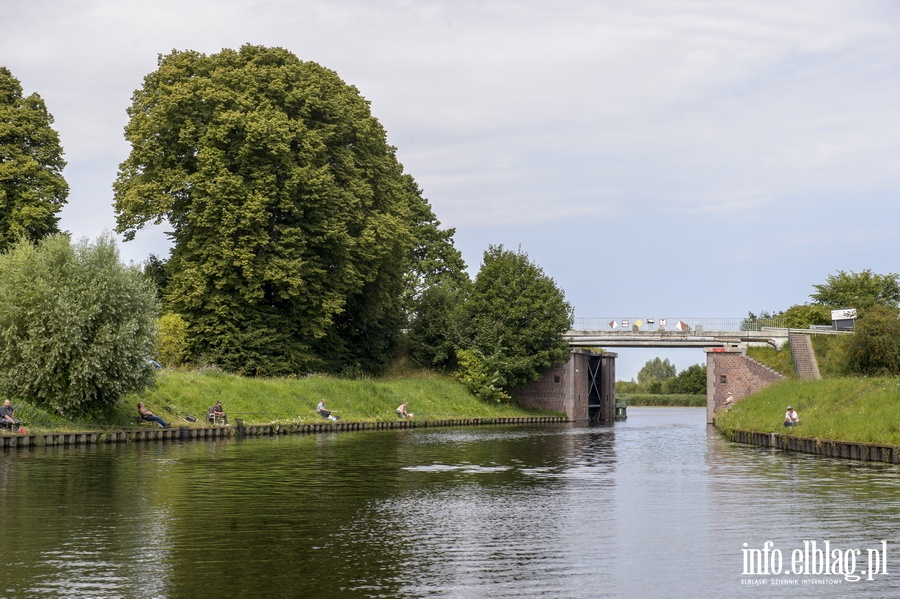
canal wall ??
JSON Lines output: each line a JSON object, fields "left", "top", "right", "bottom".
{"left": 0, "top": 416, "right": 568, "bottom": 449}
{"left": 727, "top": 429, "right": 900, "bottom": 464}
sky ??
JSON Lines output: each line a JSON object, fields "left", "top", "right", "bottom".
{"left": 3, "top": 0, "right": 900, "bottom": 380}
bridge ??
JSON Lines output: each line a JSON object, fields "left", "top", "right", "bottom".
{"left": 514, "top": 317, "right": 851, "bottom": 425}
{"left": 565, "top": 317, "right": 793, "bottom": 349}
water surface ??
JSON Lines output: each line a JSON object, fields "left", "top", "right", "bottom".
{"left": 2, "top": 408, "right": 899, "bottom": 597}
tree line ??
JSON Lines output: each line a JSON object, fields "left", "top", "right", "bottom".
{"left": 0, "top": 47, "right": 573, "bottom": 417}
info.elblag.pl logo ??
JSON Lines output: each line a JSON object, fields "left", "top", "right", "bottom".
{"left": 742, "top": 540, "right": 889, "bottom": 583}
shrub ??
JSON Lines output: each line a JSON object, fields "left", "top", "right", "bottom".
{"left": 0, "top": 233, "right": 159, "bottom": 416}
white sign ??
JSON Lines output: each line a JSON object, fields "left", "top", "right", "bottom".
{"left": 831, "top": 308, "right": 857, "bottom": 320}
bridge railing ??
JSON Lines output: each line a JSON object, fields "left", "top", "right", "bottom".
{"left": 571, "top": 317, "right": 787, "bottom": 333}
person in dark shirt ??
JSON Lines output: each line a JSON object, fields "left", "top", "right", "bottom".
{"left": 207, "top": 401, "right": 228, "bottom": 425}
{"left": 0, "top": 399, "right": 20, "bottom": 428}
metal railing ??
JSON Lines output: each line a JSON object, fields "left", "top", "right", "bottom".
{"left": 571, "top": 317, "right": 787, "bottom": 333}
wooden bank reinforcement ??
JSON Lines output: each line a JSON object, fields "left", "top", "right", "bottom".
{"left": 728, "top": 429, "right": 900, "bottom": 464}
{"left": 0, "top": 416, "right": 568, "bottom": 449}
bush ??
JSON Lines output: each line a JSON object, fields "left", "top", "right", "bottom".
{"left": 0, "top": 233, "right": 159, "bottom": 416}
{"left": 846, "top": 305, "right": 900, "bottom": 376}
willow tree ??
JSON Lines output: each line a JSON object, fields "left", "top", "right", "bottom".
{"left": 114, "top": 45, "right": 437, "bottom": 375}
{"left": 0, "top": 67, "right": 68, "bottom": 252}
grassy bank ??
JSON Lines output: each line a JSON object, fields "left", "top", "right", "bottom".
{"left": 618, "top": 393, "right": 705, "bottom": 407}
{"left": 10, "top": 368, "right": 561, "bottom": 432}
{"left": 714, "top": 377, "right": 900, "bottom": 445}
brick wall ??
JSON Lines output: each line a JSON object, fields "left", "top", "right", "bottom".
{"left": 706, "top": 349, "right": 784, "bottom": 423}
{"left": 512, "top": 362, "right": 568, "bottom": 412}
{"left": 512, "top": 351, "right": 611, "bottom": 421}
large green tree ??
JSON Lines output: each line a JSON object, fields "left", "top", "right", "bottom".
{"left": 810, "top": 269, "right": 900, "bottom": 311}
{"left": 0, "top": 233, "right": 159, "bottom": 417}
{"left": 668, "top": 364, "right": 707, "bottom": 395}
{"left": 114, "top": 45, "right": 447, "bottom": 375}
{"left": 0, "top": 67, "right": 68, "bottom": 252}
{"left": 458, "top": 245, "right": 573, "bottom": 400}
{"left": 637, "top": 357, "right": 676, "bottom": 384}
{"left": 408, "top": 278, "right": 471, "bottom": 371}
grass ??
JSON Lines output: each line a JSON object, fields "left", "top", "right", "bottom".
{"left": 715, "top": 377, "right": 900, "bottom": 445}
{"left": 747, "top": 334, "right": 851, "bottom": 379}
{"left": 9, "top": 367, "right": 562, "bottom": 433}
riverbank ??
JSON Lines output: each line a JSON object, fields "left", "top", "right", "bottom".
{"left": 0, "top": 414, "right": 568, "bottom": 448}
{"left": 715, "top": 377, "right": 900, "bottom": 452}
{"left": 725, "top": 428, "right": 900, "bottom": 464}
{"left": 5, "top": 367, "right": 563, "bottom": 433}
{"left": 714, "top": 377, "right": 900, "bottom": 445}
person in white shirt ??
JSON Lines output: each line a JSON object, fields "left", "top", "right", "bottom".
{"left": 317, "top": 400, "right": 339, "bottom": 421}
{"left": 722, "top": 392, "right": 733, "bottom": 411}
{"left": 784, "top": 406, "right": 799, "bottom": 427}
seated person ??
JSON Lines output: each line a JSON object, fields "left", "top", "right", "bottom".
{"left": 1, "top": 399, "right": 20, "bottom": 429}
{"left": 784, "top": 406, "right": 799, "bottom": 427}
{"left": 207, "top": 401, "right": 228, "bottom": 424}
{"left": 396, "top": 402, "right": 412, "bottom": 419}
{"left": 138, "top": 402, "right": 170, "bottom": 428}
{"left": 316, "top": 399, "right": 339, "bottom": 421}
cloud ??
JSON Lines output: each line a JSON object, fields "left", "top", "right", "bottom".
{"left": 3, "top": 0, "right": 900, "bottom": 351}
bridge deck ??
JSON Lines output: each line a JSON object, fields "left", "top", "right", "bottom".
{"left": 565, "top": 328, "right": 791, "bottom": 348}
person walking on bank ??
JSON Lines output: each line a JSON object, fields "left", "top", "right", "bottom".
{"left": 784, "top": 405, "right": 799, "bottom": 427}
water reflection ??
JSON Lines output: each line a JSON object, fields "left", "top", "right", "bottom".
{"left": 2, "top": 409, "right": 900, "bottom": 597}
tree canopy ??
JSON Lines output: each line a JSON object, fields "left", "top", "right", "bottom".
{"left": 0, "top": 66, "right": 68, "bottom": 252}
{"left": 777, "top": 304, "right": 832, "bottom": 329}
{"left": 668, "top": 364, "right": 706, "bottom": 395}
{"left": 810, "top": 269, "right": 900, "bottom": 311}
{"left": 114, "top": 45, "right": 456, "bottom": 375}
{"left": 0, "top": 234, "right": 159, "bottom": 416}
{"left": 457, "top": 245, "right": 573, "bottom": 400}
{"left": 637, "top": 357, "right": 676, "bottom": 384}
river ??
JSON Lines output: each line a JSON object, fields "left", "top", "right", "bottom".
{"left": 1, "top": 407, "right": 899, "bottom": 598}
